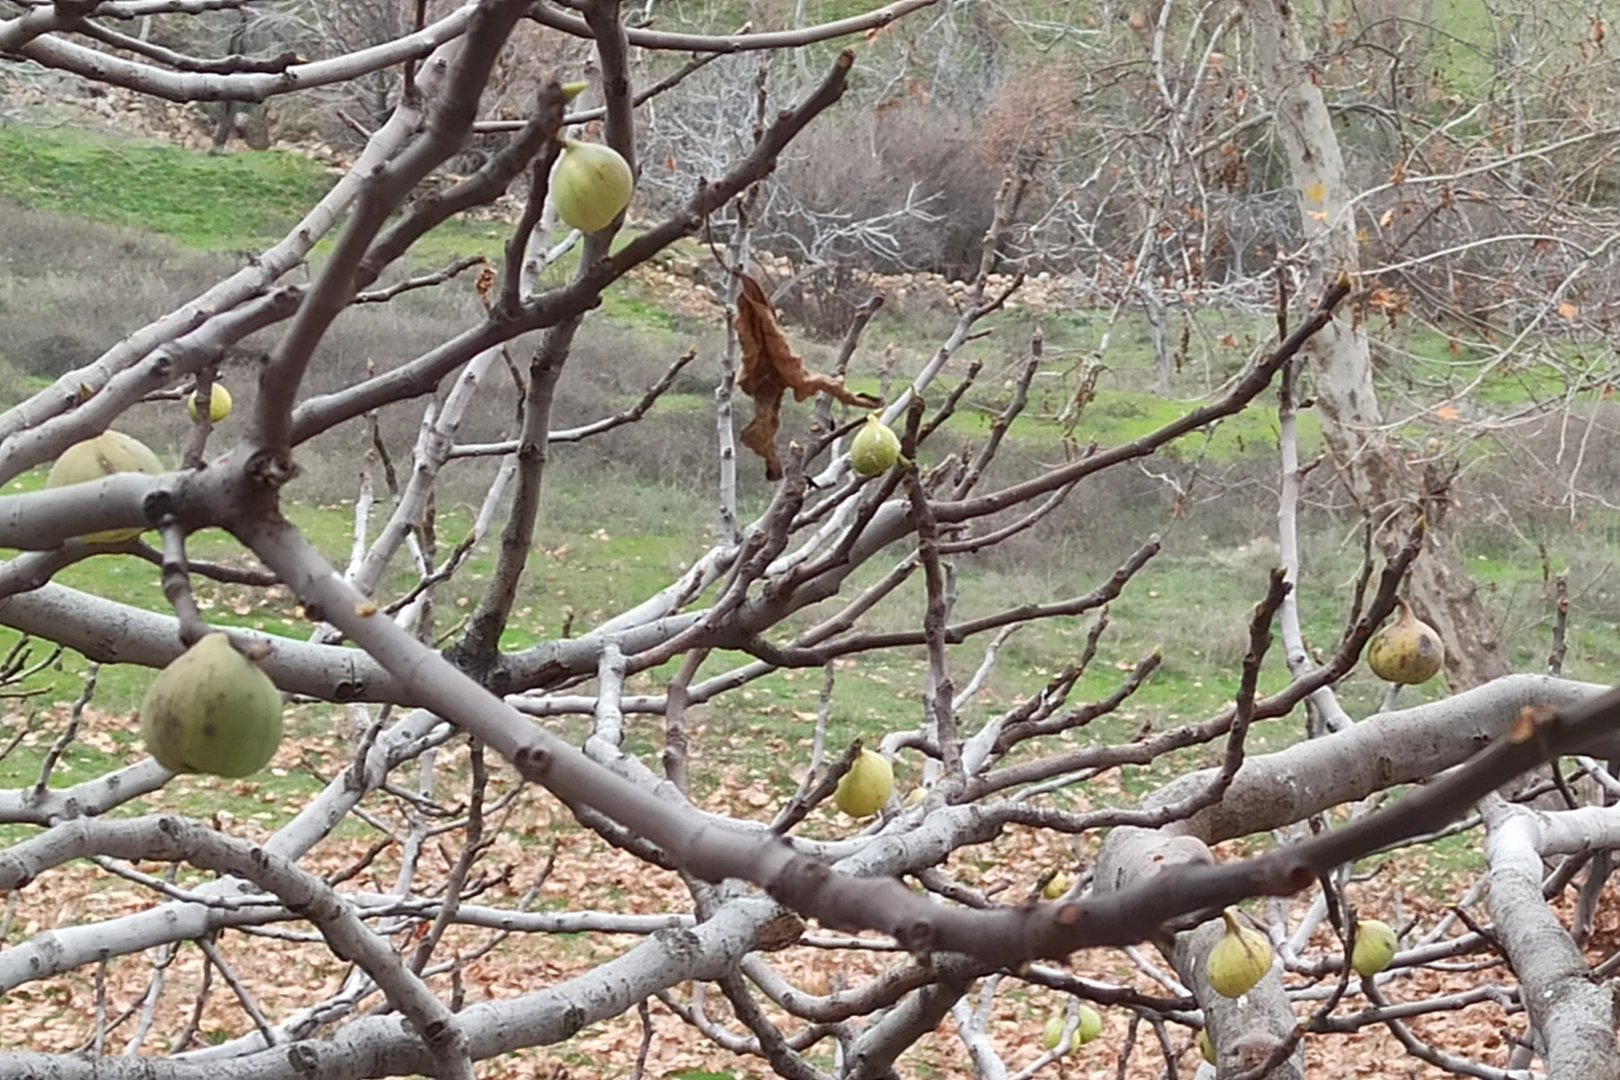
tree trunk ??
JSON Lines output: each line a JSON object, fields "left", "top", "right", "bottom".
{"left": 1245, "top": 0, "right": 1507, "bottom": 690}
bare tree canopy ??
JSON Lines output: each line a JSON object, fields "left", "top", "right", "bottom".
{"left": 4, "top": 2, "right": 1620, "bottom": 1079}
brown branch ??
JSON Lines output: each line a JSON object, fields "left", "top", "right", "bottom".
{"left": 529, "top": 0, "right": 937, "bottom": 52}
{"left": 285, "top": 49, "right": 857, "bottom": 446}
{"left": 354, "top": 256, "right": 487, "bottom": 304}
{"left": 937, "top": 276, "right": 1353, "bottom": 525}
{"left": 255, "top": 1, "right": 530, "bottom": 450}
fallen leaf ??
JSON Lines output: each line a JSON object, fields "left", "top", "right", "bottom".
{"left": 734, "top": 274, "right": 880, "bottom": 479}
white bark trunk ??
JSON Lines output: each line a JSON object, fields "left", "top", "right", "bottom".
{"left": 1482, "top": 796, "right": 1620, "bottom": 1079}
{"left": 1244, "top": 0, "right": 1507, "bottom": 689}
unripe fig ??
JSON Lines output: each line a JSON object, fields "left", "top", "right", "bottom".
{"left": 551, "top": 138, "right": 634, "bottom": 233}
{"left": 1042, "top": 870, "right": 1072, "bottom": 901}
{"left": 45, "top": 430, "right": 164, "bottom": 543}
{"left": 1205, "top": 908, "right": 1273, "bottom": 999}
{"left": 139, "top": 634, "right": 284, "bottom": 778}
{"left": 850, "top": 415, "right": 901, "bottom": 475}
{"left": 1042, "top": 1005, "right": 1102, "bottom": 1052}
{"left": 1073, "top": 1003, "right": 1102, "bottom": 1045}
{"left": 1351, "top": 918, "right": 1399, "bottom": 977}
{"left": 1197, "top": 1028, "right": 1216, "bottom": 1066}
{"left": 904, "top": 785, "right": 927, "bottom": 808}
{"left": 833, "top": 748, "right": 893, "bottom": 818}
{"left": 1367, "top": 599, "right": 1444, "bottom": 685}
{"left": 186, "top": 383, "right": 232, "bottom": 423}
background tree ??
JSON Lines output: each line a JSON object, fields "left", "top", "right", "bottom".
{"left": 2, "top": 2, "right": 1620, "bottom": 1079}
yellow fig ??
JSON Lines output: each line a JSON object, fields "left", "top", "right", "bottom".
{"left": 1205, "top": 908, "right": 1273, "bottom": 999}
{"left": 45, "top": 430, "right": 164, "bottom": 542}
{"left": 1351, "top": 918, "right": 1398, "bottom": 977}
{"left": 186, "top": 383, "right": 232, "bottom": 423}
{"left": 551, "top": 138, "right": 634, "bottom": 233}
{"left": 833, "top": 748, "right": 893, "bottom": 818}
{"left": 139, "top": 634, "right": 284, "bottom": 778}
{"left": 1367, "top": 599, "right": 1444, "bottom": 685}
{"left": 1042, "top": 870, "right": 1072, "bottom": 901}
{"left": 904, "top": 785, "right": 927, "bottom": 808}
{"left": 1197, "top": 1027, "right": 1216, "bottom": 1066}
{"left": 850, "top": 415, "right": 901, "bottom": 475}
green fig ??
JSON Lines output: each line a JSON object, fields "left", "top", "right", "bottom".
{"left": 1073, "top": 1003, "right": 1102, "bottom": 1045}
{"left": 552, "top": 138, "right": 634, "bottom": 233}
{"left": 1197, "top": 1027, "right": 1216, "bottom": 1065}
{"left": 140, "top": 634, "right": 284, "bottom": 778}
{"left": 186, "top": 383, "right": 232, "bottom": 423}
{"left": 1205, "top": 908, "right": 1273, "bottom": 998}
{"left": 1351, "top": 918, "right": 1399, "bottom": 977}
{"left": 1042, "top": 1005, "right": 1102, "bottom": 1052}
{"left": 833, "top": 748, "right": 893, "bottom": 818}
{"left": 45, "top": 430, "right": 164, "bottom": 543}
{"left": 1367, "top": 599, "right": 1444, "bottom": 685}
{"left": 850, "top": 415, "right": 901, "bottom": 475}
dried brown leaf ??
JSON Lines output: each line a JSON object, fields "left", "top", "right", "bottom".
{"left": 734, "top": 274, "right": 880, "bottom": 479}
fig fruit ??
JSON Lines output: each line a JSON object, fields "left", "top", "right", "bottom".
{"left": 850, "top": 415, "right": 901, "bottom": 475}
{"left": 45, "top": 430, "right": 164, "bottom": 542}
{"left": 1205, "top": 908, "right": 1273, "bottom": 999}
{"left": 1367, "top": 599, "right": 1443, "bottom": 685}
{"left": 551, "top": 138, "right": 634, "bottom": 233}
{"left": 1041, "top": 1005, "right": 1102, "bottom": 1052}
{"left": 1042, "top": 870, "right": 1072, "bottom": 901}
{"left": 186, "top": 383, "right": 232, "bottom": 423}
{"left": 1351, "top": 918, "right": 1398, "bottom": 977}
{"left": 833, "top": 748, "right": 893, "bottom": 818}
{"left": 1073, "top": 1003, "right": 1102, "bottom": 1045}
{"left": 1197, "top": 1028, "right": 1216, "bottom": 1066}
{"left": 904, "top": 785, "right": 927, "bottom": 808}
{"left": 139, "top": 633, "right": 284, "bottom": 777}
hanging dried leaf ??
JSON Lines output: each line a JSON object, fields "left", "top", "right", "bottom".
{"left": 734, "top": 274, "right": 880, "bottom": 479}
{"left": 475, "top": 262, "right": 496, "bottom": 309}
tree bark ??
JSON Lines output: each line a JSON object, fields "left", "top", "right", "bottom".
{"left": 1482, "top": 796, "right": 1620, "bottom": 1079}
{"left": 1245, "top": 0, "right": 1508, "bottom": 690}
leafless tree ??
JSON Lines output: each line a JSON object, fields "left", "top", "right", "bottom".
{"left": 2, "top": 3, "right": 1620, "bottom": 1080}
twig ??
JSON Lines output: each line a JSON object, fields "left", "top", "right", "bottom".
{"left": 34, "top": 661, "right": 98, "bottom": 796}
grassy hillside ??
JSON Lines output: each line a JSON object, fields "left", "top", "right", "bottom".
{"left": 0, "top": 116, "right": 1613, "bottom": 855}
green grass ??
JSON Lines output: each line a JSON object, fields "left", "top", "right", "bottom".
{"left": 2, "top": 108, "right": 1619, "bottom": 872}
{"left": 0, "top": 122, "right": 706, "bottom": 339}
{"left": 0, "top": 123, "right": 330, "bottom": 249}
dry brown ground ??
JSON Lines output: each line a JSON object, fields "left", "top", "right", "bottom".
{"left": 0, "top": 708, "right": 1558, "bottom": 1079}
